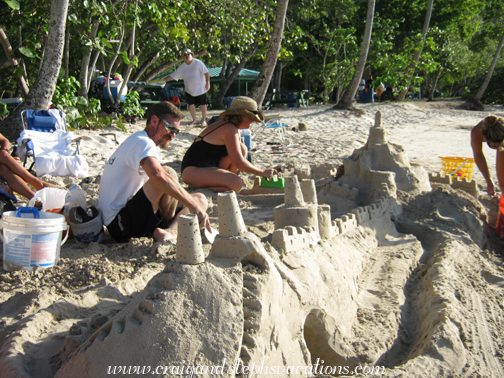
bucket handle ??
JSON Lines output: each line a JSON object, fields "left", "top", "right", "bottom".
{"left": 16, "top": 207, "right": 40, "bottom": 219}
{"left": 61, "top": 224, "right": 70, "bottom": 246}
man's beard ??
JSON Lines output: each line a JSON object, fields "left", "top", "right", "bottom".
{"left": 159, "top": 134, "right": 172, "bottom": 149}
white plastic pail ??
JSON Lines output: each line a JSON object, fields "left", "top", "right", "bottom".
{"left": 69, "top": 208, "right": 104, "bottom": 244}
{"left": 1, "top": 208, "right": 68, "bottom": 271}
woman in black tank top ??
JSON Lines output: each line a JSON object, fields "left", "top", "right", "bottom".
{"left": 181, "top": 96, "right": 278, "bottom": 193}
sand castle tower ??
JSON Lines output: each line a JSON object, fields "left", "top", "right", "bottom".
{"left": 321, "top": 111, "right": 430, "bottom": 206}
{"left": 176, "top": 214, "right": 205, "bottom": 264}
{"left": 274, "top": 176, "right": 319, "bottom": 232}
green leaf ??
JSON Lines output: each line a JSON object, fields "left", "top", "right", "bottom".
{"left": 18, "top": 47, "right": 35, "bottom": 58}
{"left": 4, "top": 0, "right": 20, "bottom": 10}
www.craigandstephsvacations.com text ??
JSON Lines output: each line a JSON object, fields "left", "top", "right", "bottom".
{"left": 107, "top": 357, "right": 385, "bottom": 376}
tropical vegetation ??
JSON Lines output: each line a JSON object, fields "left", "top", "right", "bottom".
{"left": 0, "top": 0, "right": 503, "bottom": 135}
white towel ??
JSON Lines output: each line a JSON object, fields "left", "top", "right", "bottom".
{"left": 17, "top": 130, "right": 89, "bottom": 177}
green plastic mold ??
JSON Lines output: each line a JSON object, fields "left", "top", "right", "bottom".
{"left": 260, "top": 177, "right": 285, "bottom": 188}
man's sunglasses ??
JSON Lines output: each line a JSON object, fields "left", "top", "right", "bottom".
{"left": 159, "top": 117, "right": 180, "bottom": 134}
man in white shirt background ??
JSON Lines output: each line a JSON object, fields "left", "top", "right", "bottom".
{"left": 164, "top": 49, "right": 211, "bottom": 126}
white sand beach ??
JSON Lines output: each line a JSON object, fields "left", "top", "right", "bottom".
{"left": 1, "top": 100, "right": 504, "bottom": 377}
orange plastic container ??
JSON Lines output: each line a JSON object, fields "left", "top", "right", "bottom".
{"left": 439, "top": 156, "right": 475, "bottom": 181}
{"left": 496, "top": 194, "right": 504, "bottom": 239}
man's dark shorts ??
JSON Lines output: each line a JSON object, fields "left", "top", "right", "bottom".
{"left": 186, "top": 93, "right": 207, "bottom": 107}
{"left": 106, "top": 188, "right": 162, "bottom": 243}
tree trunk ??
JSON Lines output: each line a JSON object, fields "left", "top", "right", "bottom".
{"left": 427, "top": 69, "right": 442, "bottom": 101}
{"left": 473, "top": 30, "right": 504, "bottom": 102}
{"left": 0, "top": 0, "right": 69, "bottom": 142}
{"left": 0, "top": 26, "right": 29, "bottom": 96}
{"left": 64, "top": 21, "right": 70, "bottom": 80}
{"left": 248, "top": 0, "right": 289, "bottom": 109}
{"left": 78, "top": 21, "right": 100, "bottom": 98}
{"left": 117, "top": 0, "right": 138, "bottom": 107}
{"left": 214, "top": 59, "right": 249, "bottom": 107}
{"left": 142, "top": 51, "right": 206, "bottom": 83}
{"left": 132, "top": 53, "right": 159, "bottom": 82}
{"left": 456, "top": 30, "right": 504, "bottom": 111}
{"left": 333, "top": 0, "right": 375, "bottom": 109}
{"left": 397, "top": 0, "right": 434, "bottom": 101}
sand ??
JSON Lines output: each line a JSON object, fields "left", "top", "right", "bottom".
{"left": 0, "top": 99, "right": 504, "bottom": 377}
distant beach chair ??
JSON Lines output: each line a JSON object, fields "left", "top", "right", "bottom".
{"left": 257, "top": 115, "right": 289, "bottom": 141}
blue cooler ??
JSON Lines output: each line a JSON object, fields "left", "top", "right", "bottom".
{"left": 240, "top": 129, "right": 252, "bottom": 162}
{"left": 240, "top": 129, "right": 252, "bottom": 151}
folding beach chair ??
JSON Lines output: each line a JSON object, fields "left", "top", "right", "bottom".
{"left": 256, "top": 115, "right": 289, "bottom": 141}
{"left": 17, "top": 109, "right": 88, "bottom": 177}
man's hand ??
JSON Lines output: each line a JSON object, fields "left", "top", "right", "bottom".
{"left": 194, "top": 205, "right": 211, "bottom": 232}
{"left": 205, "top": 82, "right": 210, "bottom": 91}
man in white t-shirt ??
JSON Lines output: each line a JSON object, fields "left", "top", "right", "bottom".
{"left": 164, "top": 48, "right": 210, "bottom": 126}
{"left": 98, "top": 102, "right": 210, "bottom": 243}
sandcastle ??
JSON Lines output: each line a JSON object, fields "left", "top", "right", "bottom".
{"left": 1, "top": 112, "right": 497, "bottom": 377}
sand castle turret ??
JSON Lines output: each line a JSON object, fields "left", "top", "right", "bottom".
{"left": 217, "top": 191, "right": 247, "bottom": 237}
{"left": 209, "top": 191, "right": 270, "bottom": 269}
{"left": 274, "top": 176, "right": 318, "bottom": 231}
{"left": 176, "top": 214, "right": 205, "bottom": 264}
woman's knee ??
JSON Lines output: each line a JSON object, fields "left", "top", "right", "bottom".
{"left": 228, "top": 175, "right": 244, "bottom": 192}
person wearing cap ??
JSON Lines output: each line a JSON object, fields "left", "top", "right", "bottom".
{"left": 164, "top": 49, "right": 210, "bottom": 126}
{"left": 181, "top": 96, "right": 278, "bottom": 192}
{"left": 98, "top": 102, "right": 210, "bottom": 243}
{"left": 471, "top": 115, "right": 504, "bottom": 197}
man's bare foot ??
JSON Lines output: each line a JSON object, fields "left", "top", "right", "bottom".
{"left": 153, "top": 227, "right": 177, "bottom": 243}
{"left": 201, "top": 121, "right": 207, "bottom": 127}
{"left": 188, "top": 120, "right": 197, "bottom": 126}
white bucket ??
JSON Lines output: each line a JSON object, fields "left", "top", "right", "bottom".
{"left": 1, "top": 208, "right": 68, "bottom": 271}
{"left": 69, "top": 208, "right": 104, "bottom": 244}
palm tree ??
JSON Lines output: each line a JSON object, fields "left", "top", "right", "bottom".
{"left": 248, "top": 0, "right": 289, "bottom": 109}
{"left": 458, "top": 30, "right": 504, "bottom": 111}
{"left": 397, "top": 0, "right": 434, "bottom": 101}
{"left": 333, "top": 0, "right": 376, "bottom": 110}
{"left": 0, "top": 0, "right": 69, "bottom": 141}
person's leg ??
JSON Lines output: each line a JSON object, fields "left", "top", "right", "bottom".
{"left": 218, "top": 143, "right": 248, "bottom": 174}
{"left": 200, "top": 105, "right": 207, "bottom": 126}
{"left": 0, "top": 150, "right": 59, "bottom": 192}
{"left": 188, "top": 104, "right": 197, "bottom": 125}
{"left": 153, "top": 192, "right": 208, "bottom": 242}
{"left": 0, "top": 164, "right": 34, "bottom": 199}
{"left": 141, "top": 166, "right": 208, "bottom": 242}
{"left": 182, "top": 166, "right": 244, "bottom": 192}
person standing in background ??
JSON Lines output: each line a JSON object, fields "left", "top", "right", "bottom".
{"left": 164, "top": 49, "right": 210, "bottom": 126}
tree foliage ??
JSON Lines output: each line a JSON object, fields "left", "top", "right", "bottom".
{"left": 0, "top": 0, "right": 503, "bottom": 122}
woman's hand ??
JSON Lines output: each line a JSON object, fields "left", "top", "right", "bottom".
{"left": 261, "top": 168, "right": 278, "bottom": 179}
